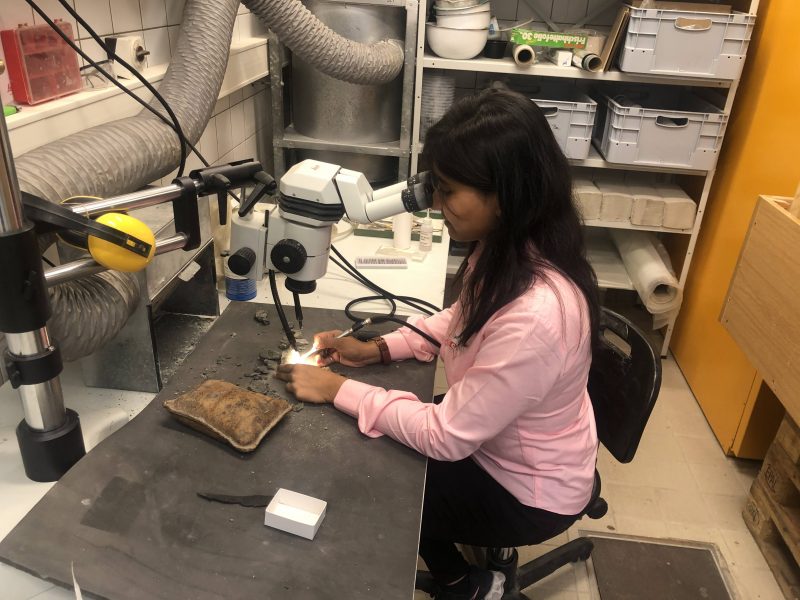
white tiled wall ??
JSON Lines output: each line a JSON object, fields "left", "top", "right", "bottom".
{"left": 159, "top": 80, "right": 273, "bottom": 184}
{"left": 1, "top": 0, "right": 271, "bottom": 176}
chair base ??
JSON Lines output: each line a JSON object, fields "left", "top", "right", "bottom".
{"left": 415, "top": 570, "right": 532, "bottom": 600}
{"left": 485, "top": 538, "right": 594, "bottom": 597}
{"left": 415, "top": 538, "right": 594, "bottom": 598}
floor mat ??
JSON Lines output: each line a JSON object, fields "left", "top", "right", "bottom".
{"left": 588, "top": 534, "right": 735, "bottom": 600}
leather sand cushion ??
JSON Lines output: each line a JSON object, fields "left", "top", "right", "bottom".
{"left": 163, "top": 379, "right": 291, "bottom": 452}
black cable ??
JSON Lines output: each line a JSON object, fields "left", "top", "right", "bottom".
{"left": 79, "top": 59, "right": 111, "bottom": 71}
{"left": 338, "top": 292, "right": 441, "bottom": 348}
{"left": 292, "top": 291, "right": 304, "bottom": 330}
{"left": 269, "top": 270, "right": 297, "bottom": 351}
{"left": 331, "top": 246, "right": 440, "bottom": 315}
{"left": 41, "top": 255, "right": 56, "bottom": 267}
{"left": 373, "top": 315, "right": 442, "bottom": 349}
{"left": 328, "top": 249, "right": 443, "bottom": 350}
{"left": 26, "top": 0, "right": 241, "bottom": 205}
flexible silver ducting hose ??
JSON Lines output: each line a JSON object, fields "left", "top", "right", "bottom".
{"left": 244, "top": 0, "right": 404, "bottom": 85}
{"left": 0, "top": 0, "right": 405, "bottom": 386}
{"left": 47, "top": 270, "right": 142, "bottom": 362}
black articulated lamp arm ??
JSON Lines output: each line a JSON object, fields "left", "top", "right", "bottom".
{"left": 238, "top": 171, "right": 277, "bottom": 217}
{"left": 189, "top": 160, "right": 276, "bottom": 223}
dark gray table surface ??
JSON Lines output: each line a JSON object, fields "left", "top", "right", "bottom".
{"left": 0, "top": 302, "right": 434, "bottom": 600}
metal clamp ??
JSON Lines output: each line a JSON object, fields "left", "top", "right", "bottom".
{"left": 4, "top": 346, "right": 63, "bottom": 389}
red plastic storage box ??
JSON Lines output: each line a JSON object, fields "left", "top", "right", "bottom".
{"left": 1, "top": 21, "right": 82, "bottom": 105}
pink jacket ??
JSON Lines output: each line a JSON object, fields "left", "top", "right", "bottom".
{"left": 333, "top": 266, "right": 597, "bottom": 515}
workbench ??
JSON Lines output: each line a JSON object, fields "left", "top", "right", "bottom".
{"left": 0, "top": 228, "right": 450, "bottom": 598}
{"left": 0, "top": 302, "right": 436, "bottom": 599}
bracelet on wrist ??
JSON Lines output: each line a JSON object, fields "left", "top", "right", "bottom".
{"left": 370, "top": 336, "right": 391, "bottom": 365}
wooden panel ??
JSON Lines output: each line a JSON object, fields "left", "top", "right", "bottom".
{"left": 722, "top": 197, "right": 800, "bottom": 426}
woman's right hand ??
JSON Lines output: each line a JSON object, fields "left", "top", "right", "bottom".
{"left": 313, "top": 330, "right": 382, "bottom": 368}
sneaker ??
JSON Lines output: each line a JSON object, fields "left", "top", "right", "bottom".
{"left": 433, "top": 566, "right": 505, "bottom": 600}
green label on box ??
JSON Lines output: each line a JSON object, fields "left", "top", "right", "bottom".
{"left": 510, "top": 29, "right": 587, "bottom": 49}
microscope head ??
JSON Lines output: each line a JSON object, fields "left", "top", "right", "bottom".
{"left": 227, "top": 159, "right": 433, "bottom": 293}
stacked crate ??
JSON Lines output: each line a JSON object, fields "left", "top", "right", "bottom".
{"left": 743, "top": 415, "right": 800, "bottom": 599}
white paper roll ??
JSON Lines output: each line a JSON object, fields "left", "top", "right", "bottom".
{"left": 513, "top": 44, "right": 536, "bottom": 67}
{"left": 609, "top": 230, "right": 682, "bottom": 315}
{"left": 571, "top": 49, "right": 602, "bottom": 72}
{"left": 110, "top": 35, "right": 146, "bottom": 79}
{"left": 392, "top": 212, "right": 413, "bottom": 250}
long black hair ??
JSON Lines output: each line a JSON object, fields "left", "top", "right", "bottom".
{"left": 424, "top": 87, "right": 600, "bottom": 349}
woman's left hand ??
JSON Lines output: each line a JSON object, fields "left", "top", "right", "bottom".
{"left": 275, "top": 364, "right": 347, "bottom": 404}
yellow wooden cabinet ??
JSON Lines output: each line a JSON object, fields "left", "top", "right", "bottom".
{"left": 670, "top": 0, "right": 800, "bottom": 459}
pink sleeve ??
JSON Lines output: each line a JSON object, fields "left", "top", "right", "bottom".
{"left": 382, "top": 305, "right": 457, "bottom": 362}
{"left": 333, "top": 313, "right": 564, "bottom": 460}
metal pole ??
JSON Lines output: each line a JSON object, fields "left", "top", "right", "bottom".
{"left": 44, "top": 233, "right": 188, "bottom": 286}
{"left": 69, "top": 184, "right": 183, "bottom": 217}
{"left": 0, "top": 74, "right": 67, "bottom": 433}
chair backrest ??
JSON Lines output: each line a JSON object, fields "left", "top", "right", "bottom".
{"left": 588, "top": 308, "right": 662, "bottom": 464}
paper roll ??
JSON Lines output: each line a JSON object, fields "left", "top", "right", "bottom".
{"left": 392, "top": 212, "right": 413, "bottom": 250}
{"left": 571, "top": 49, "right": 602, "bottom": 72}
{"left": 609, "top": 230, "right": 682, "bottom": 316}
{"left": 109, "top": 35, "right": 147, "bottom": 79}
{"left": 513, "top": 44, "right": 536, "bottom": 67}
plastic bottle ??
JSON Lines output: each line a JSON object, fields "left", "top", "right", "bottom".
{"left": 419, "top": 210, "right": 433, "bottom": 252}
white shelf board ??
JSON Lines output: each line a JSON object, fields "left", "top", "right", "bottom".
{"left": 278, "top": 126, "right": 406, "bottom": 157}
{"left": 422, "top": 54, "right": 733, "bottom": 88}
{"left": 569, "top": 146, "right": 708, "bottom": 176}
{"left": 582, "top": 220, "right": 693, "bottom": 235}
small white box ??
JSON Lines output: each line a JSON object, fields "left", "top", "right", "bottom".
{"left": 551, "top": 49, "right": 573, "bottom": 67}
{"left": 264, "top": 488, "right": 327, "bottom": 540}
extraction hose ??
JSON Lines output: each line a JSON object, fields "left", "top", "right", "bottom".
{"left": 243, "top": 0, "right": 404, "bottom": 85}
{"left": 0, "top": 0, "right": 405, "bottom": 386}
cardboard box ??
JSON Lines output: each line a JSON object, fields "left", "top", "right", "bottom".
{"left": 264, "top": 488, "right": 327, "bottom": 540}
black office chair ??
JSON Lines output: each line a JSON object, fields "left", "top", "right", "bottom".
{"left": 417, "top": 308, "right": 662, "bottom": 599}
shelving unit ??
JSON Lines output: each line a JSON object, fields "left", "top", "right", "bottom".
{"left": 411, "top": 0, "right": 760, "bottom": 356}
{"left": 268, "top": 0, "right": 419, "bottom": 180}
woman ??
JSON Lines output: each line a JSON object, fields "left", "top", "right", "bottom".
{"left": 277, "top": 87, "right": 600, "bottom": 600}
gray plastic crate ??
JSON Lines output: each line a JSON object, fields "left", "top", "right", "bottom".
{"left": 620, "top": 7, "right": 756, "bottom": 80}
{"left": 594, "top": 90, "right": 727, "bottom": 170}
{"left": 530, "top": 88, "right": 597, "bottom": 160}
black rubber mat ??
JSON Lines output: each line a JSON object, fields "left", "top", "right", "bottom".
{"left": 588, "top": 535, "right": 733, "bottom": 600}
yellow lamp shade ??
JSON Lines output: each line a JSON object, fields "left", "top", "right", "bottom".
{"left": 88, "top": 212, "right": 155, "bottom": 272}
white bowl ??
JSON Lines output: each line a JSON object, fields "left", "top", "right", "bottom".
{"left": 436, "top": 11, "right": 491, "bottom": 29}
{"left": 434, "top": 0, "right": 489, "bottom": 10}
{"left": 434, "top": 2, "right": 490, "bottom": 13}
{"left": 426, "top": 24, "right": 489, "bottom": 60}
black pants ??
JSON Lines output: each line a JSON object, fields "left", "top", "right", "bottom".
{"left": 419, "top": 456, "right": 581, "bottom": 584}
